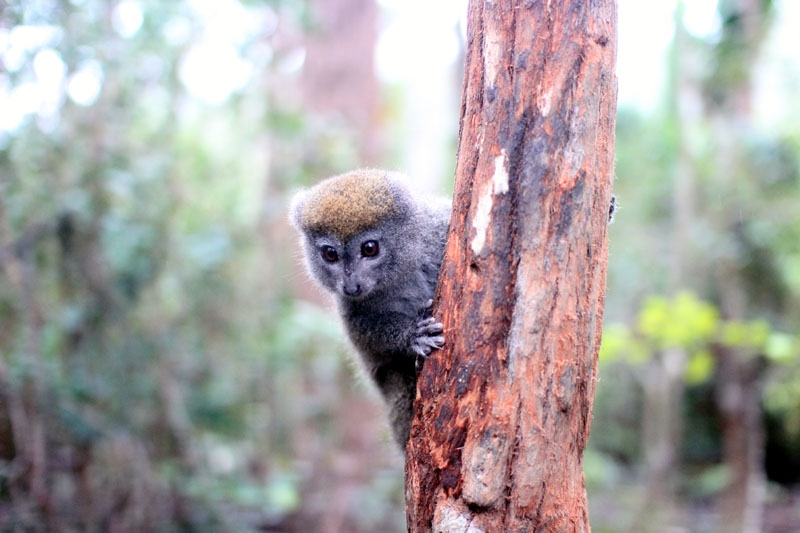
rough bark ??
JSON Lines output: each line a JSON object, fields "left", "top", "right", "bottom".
{"left": 405, "top": 1, "right": 617, "bottom": 531}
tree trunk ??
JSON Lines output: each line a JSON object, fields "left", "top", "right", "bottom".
{"left": 714, "top": 345, "right": 765, "bottom": 533}
{"left": 405, "top": 1, "right": 617, "bottom": 531}
{"left": 302, "top": 0, "right": 381, "bottom": 165}
{"left": 703, "top": 2, "right": 772, "bottom": 531}
{"left": 636, "top": 347, "right": 685, "bottom": 530}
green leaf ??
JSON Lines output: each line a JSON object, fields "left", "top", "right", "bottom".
{"left": 719, "top": 319, "right": 772, "bottom": 350}
{"left": 637, "top": 291, "right": 719, "bottom": 349}
{"left": 637, "top": 295, "right": 669, "bottom": 342}
{"left": 764, "top": 332, "right": 798, "bottom": 363}
{"left": 599, "top": 324, "right": 649, "bottom": 364}
{"left": 685, "top": 349, "right": 715, "bottom": 385}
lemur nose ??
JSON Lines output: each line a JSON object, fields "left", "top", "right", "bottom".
{"left": 343, "top": 282, "right": 361, "bottom": 297}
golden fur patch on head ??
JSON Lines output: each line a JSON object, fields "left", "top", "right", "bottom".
{"left": 297, "top": 170, "right": 400, "bottom": 241}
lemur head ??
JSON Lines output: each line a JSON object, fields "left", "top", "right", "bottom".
{"left": 290, "top": 169, "right": 421, "bottom": 300}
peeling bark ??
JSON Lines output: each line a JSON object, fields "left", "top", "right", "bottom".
{"left": 405, "top": 1, "right": 617, "bottom": 531}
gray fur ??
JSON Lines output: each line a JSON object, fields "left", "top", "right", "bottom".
{"left": 290, "top": 170, "right": 450, "bottom": 446}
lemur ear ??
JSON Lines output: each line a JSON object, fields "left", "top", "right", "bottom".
{"left": 288, "top": 190, "right": 307, "bottom": 230}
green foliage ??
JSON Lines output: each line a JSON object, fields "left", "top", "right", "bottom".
{"left": 764, "top": 332, "right": 799, "bottom": 363}
{"left": 718, "top": 319, "right": 767, "bottom": 350}
{"left": 1, "top": 0, "right": 799, "bottom": 529}
{"left": 637, "top": 291, "right": 719, "bottom": 351}
{"left": 596, "top": 1, "right": 800, "bottom": 527}
{"left": 684, "top": 349, "right": 714, "bottom": 385}
{"left": 764, "top": 360, "right": 800, "bottom": 440}
{"left": 602, "top": 292, "right": 720, "bottom": 384}
{"left": 583, "top": 447, "right": 625, "bottom": 490}
{"left": 601, "top": 290, "right": 798, "bottom": 385}
{"left": 0, "top": 0, "right": 403, "bottom": 530}
{"left": 598, "top": 323, "right": 648, "bottom": 364}
{"left": 685, "top": 464, "right": 732, "bottom": 500}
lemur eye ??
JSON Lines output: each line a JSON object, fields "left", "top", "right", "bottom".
{"left": 361, "top": 240, "right": 379, "bottom": 257}
{"left": 321, "top": 245, "right": 338, "bottom": 262}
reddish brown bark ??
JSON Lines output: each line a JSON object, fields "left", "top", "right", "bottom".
{"left": 405, "top": 1, "right": 617, "bottom": 531}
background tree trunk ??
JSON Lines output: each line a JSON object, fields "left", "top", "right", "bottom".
{"left": 405, "top": 1, "right": 617, "bottom": 531}
{"left": 633, "top": 8, "right": 696, "bottom": 528}
{"left": 302, "top": 0, "right": 381, "bottom": 165}
{"left": 703, "top": 2, "right": 773, "bottom": 531}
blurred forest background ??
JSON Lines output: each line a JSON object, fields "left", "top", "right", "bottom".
{"left": 1, "top": 0, "right": 799, "bottom": 531}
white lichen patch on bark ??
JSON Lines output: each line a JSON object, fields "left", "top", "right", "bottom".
{"left": 471, "top": 150, "right": 509, "bottom": 255}
{"left": 538, "top": 87, "right": 553, "bottom": 117}
{"left": 493, "top": 149, "right": 509, "bottom": 193}
{"left": 433, "top": 499, "right": 485, "bottom": 533}
{"left": 482, "top": 22, "right": 503, "bottom": 90}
